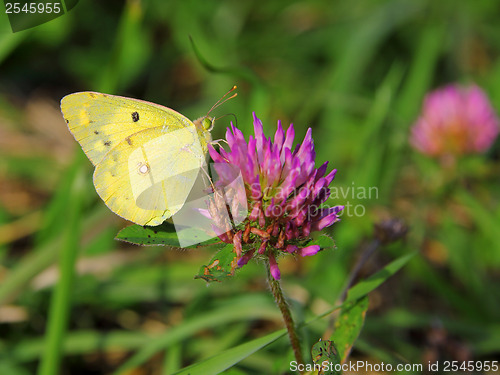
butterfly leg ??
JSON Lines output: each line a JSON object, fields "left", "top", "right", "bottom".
{"left": 209, "top": 139, "right": 229, "bottom": 148}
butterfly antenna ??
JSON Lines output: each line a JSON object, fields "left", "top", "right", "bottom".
{"left": 207, "top": 85, "right": 238, "bottom": 116}
{"left": 208, "top": 110, "right": 238, "bottom": 132}
{"left": 214, "top": 112, "right": 238, "bottom": 128}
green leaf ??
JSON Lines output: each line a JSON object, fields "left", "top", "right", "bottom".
{"left": 116, "top": 222, "right": 222, "bottom": 248}
{"left": 38, "top": 164, "right": 86, "bottom": 375}
{"left": 331, "top": 296, "right": 369, "bottom": 363}
{"left": 345, "top": 252, "right": 416, "bottom": 303}
{"left": 195, "top": 244, "right": 238, "bottom": 283}
{"left": 311, "top": 340, "right": 341, "bottom": 375}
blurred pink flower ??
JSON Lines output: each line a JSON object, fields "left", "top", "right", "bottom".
{"left": 410, "top": 84, "right": 499, "bottom": 157}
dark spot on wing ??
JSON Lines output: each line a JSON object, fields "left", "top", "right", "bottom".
{"left": 132, "top": 111, "right": 139, "bottom": 122}
{"left": 104, "top": 141, "right": 111, "bottom": 146}
{"left": 126, "top": 137, "right": 133, "bottom": 146}
{"left": 65, "top": 119, "right": 69, "bottom": 123}
{"left": 89, "top": 93, "right": 96, "bottom": 98}
{"left": 94, "top": 130, "right": 99, "bottom": 134}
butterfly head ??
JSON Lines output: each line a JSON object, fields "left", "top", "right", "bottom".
{"left": 196, "top": 86, "right": 237, "bottom": 133}
{"left": 194, "top": 116, "right": 215, "bottom": 132}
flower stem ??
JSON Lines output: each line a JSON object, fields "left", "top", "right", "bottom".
{"left": 266, "top": 262, "right": 304, "bottom": 369}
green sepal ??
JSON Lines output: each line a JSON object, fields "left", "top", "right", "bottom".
{"left": 292, "top": 233, "right": 336, "bottom": 253}
{"left": 305, "top": 233, "right": 336, "bottom": 250}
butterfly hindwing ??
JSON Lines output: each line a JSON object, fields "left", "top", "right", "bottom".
{"left": 93, "top": 126, "right": 206, "bottom": 226}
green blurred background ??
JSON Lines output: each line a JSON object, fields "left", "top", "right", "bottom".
{"left": 1, "top": 0, "right": 499, "bottom": 374}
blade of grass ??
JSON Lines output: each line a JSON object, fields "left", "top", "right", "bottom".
{"left": 455, "top": 189, "right": 500, "bottom": 257}
{"left": 97, "top": 0, "right": 149, "bottom": 93}
{"left": 302, "top": 0, "right": 424, "bottom": 126}
{"left": 172, "top": 329, "right": 287, "bottom": 375}
{"left": 345, "top": 63, "right": 402, "bottom": 187}
{"left": 8, "top": 330, "right": 153, "bottom": 363}
{"left": 0, "top": 207, "right": 108, "bottom": 305}
{"left": 345, "top": 252, "right": 416, "bottom": 303}
{"left": 380, "top": 23, "right": 445, "bottom": 201}
{"left": 35, "top": 150, "right": 90, "bottom": 247}
{"left": 112, "top": 295, "right": 280, "bottom": 375}
{"left": 0, "top": 155, "right": 85, "bottom": 304}
{"left": 37, "top": 160, "right": 85, "bottom": 375}
{"left": 163, "top": 343, "right": 182, "bottom": 375}
{"left": 0, "top": 21, "right": 29, "bottom": 63}
{"left": 0, "top": 211, "right": 42, "bottom": 247}
{"left": 407, "top": 256, "right": 484, "bottom": 320}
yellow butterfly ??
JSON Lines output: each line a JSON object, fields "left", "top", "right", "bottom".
{"left": 61, "top": 87, "right": 236, "bottom": 226}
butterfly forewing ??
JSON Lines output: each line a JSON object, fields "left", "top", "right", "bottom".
{"left": 61, "top": 92, "right": 194, "bottom": 165}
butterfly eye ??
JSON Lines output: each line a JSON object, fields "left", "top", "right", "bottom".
{"left": 202, "top": 117, "right": 214, "bottom": 131}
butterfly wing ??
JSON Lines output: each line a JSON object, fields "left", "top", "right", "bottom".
{"left": 94, "top": 125, "right": 207, "bottom": 226}
{"left": 61, "top": 92, "right": 196, "bottom": 165}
